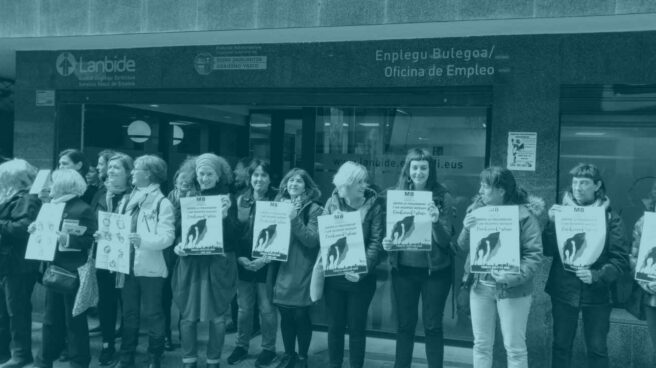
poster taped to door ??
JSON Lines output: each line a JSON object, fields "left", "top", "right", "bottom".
{"left": 318, "top": 211, "right": 368, "bottom": 277}
{"left": 180, "top": 195, "right": 224, "bottom": 255}
{"left": 555, "top": 206, "right": 606, "bottom": 272}
{"left": 252, "top": 201, "right": 293, "bottom": 261}
{"left": 95, "top": 211, "right": 131, "bottom": 274}
{"left": 635, "top": 212, "right": 656, "bottom": 282}
{"left": 25, "top": 203, "right": 66, "bottom": 261}
{"left": 386, "top": 190, "right": 432, "bottom": 251}
{"left": 469, "top": 206, "right": 520, "bottom": 274}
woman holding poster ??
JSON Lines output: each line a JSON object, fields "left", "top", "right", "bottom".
{"left": 33, "top": 169, "right": 97, "bottom": 368}
{"left": 543, "top": 163, "right": 629, "bottom": 368}
{"left": 457, "top": 166, "right": 543, "bottom": 368}
{"left": 0, "top": 159, "right": 41, "bottom": 368}
{"left": 171, "top": 153, "right": 238, "bottom": 368}
{"left": 382, "top": 148, "right": 455, "bottom": 368}
{"left": 322, "top": 162, "right": 384, "bottom": 368}
{"left": 269, "top": 168, "right": 322, "bottom": 368}
{"left": 227, "top": 160, "right": 278, "bottom": 366}
{"left": 630, "top": 214, "right": 656, "bottom": 356}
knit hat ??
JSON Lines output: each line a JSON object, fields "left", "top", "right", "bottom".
{"left": 195, "top": 153, "right": 222, "bottom": 177}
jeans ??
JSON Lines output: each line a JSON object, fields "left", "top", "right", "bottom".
{"left": 646, "top": 306, "right": 656, "bottom": 364}
{"left": 180, "top": 316, "right": 225, "bottom": 364}
{"left": 470, "top": 283, "right": 532, "bottom": 368}
{"left": 0, "top": 273, "right": 37, "bottom": 362}
{"left": 392, "top": 266, "right": 452, "bottom": 368}
{"left": 551, "top": 299, "right": 611, "bottom": 368}
{"left": 120, "top": 275, "right": 165, "bottom": 358}
{"left": 39, "top": 289, "right": 90, "bottom": 368}
{"left": 324, "top": 279, "right": 376, "bottom": 368}
{"left": 96, "top": 269, "right": 120, "bottom": 345}
{"left": 236, "top": 280, "right": 277, "bottom": 352}
{"left": 278, "top": 306, "right": 312, "bottom": 358}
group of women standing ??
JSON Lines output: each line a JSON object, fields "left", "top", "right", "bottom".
{"left": 0, "top": 144, "right": 652, "bottom": 368}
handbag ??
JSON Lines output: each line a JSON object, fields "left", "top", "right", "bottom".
{"left": 626, "top": 282, "right": 647, "bottom": 321}
{"left": 310, "top": 255, "right": 325, "bottom": 303}
{"left": 42, "top": 264, "right": 79, "bottom": 294}
{"left": 456, "top": 273, "right": 474, "bottom": 318}
{"left": 73, "top": 243, "right": 99, "bottom": 316}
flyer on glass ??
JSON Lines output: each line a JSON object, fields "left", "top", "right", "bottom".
{"left": 469, "top": 206, "right": 520, "bottom": 274}
{"left": 95, "top": 211, "right": 131, "bottom": 274}
{"left": 507, "top": 132, "right": 537, "bottom": 171}
{"left": 318, "top": 211, "right": 368, "bottom": 277}
{"left": 180, "top": 195, "right": 224, "bottom": 255}
{"left": 635, "top": 212, "right": 656, "bottom": 282}
{"left": 555, "top": 206, "right": 606, "bottom": 272}
{"left": 252, "top": 201, "right": 293, "bottom": 261}
{"left": 386, "top": 190, "right": 432, "bottom": 251}
{"left": 25, "top": 203, "right": 66, "bottom": 261}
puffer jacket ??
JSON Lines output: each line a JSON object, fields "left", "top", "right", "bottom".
{"left": 543, "top": 193, "right": 629, "bottom": 307}
{"left": 629, "top": 215, "right": 656, "bottom": 307}
{"left": 323, "top": 188, "right": 385, "bottom": 290}
{"left": 0, "top": 191, "right": 41, "bottom": 275}
{"left": 457, "top": 195, "right": 544, "bottom": 299}
{"left": 387, "top": 184, "right": 456, "bottom": 272}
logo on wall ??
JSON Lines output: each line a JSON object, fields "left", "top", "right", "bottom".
{"left": 194, "top": 53, "right": 213, "bottom": 75}
{"left": 56, "top": 52, "right": 77, "bottom": 77}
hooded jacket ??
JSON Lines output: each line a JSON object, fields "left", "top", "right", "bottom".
{"left": 543, "top": 192, "right": 629, "bottom": 307}
{"left": 457, "top": 195, "right": 545, "bottom": 299}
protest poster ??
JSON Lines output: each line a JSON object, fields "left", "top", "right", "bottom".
{"left": 29, "top": 169, "right": 51, "bottom": 195}
{"left": 95, "top": 211, "right": 131, "bottom": 274}
{"left": 180, "top": 195, "right": 224, "bottom": 255}
{"left": 386, "top": 190, "right": 432, "bottom": 251}
{"left": 318, "top": 211, "right": 367, "bottom": 277}
{"left": 469, "top": 206, "right": 520, "bottom": 274}
{"left": 555, "top": 206, "right": 606, "bottom": 272}
{"left": 252, "top": 201, "right": 293, "bottom": 261}
{"left": 507, "top": 132, "right": 537, "bottom": 171}
{"left": 25, "top": 203, "right": 65, "bottom": 261}
{"left": 635, "top": 212, "right": 656, "bottom": 282}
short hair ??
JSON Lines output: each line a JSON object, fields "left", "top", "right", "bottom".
{"left": 108, "top": 153, "right": 134, "bottom": 174}
{"left": 332, "top": 161, "right": 368, "bottom": 188}
{"left": 396, "top": 148, "right": 440, "bottom": 191}
{"left": 276, "top": 168, "right": 321, "bottom": 202}
{"left": 51, "top": 169, "right": 88, "bottom": 198}
{"left": 0, "top": 159, "right": 38, "bottom": 195}
{"left": 134, "top": 155, "right": 167, "bottom": 184}
{"left": 568, "top": 163, "right": 606, "bottom": 198}
{"left": 58, "top": 149, "right": 89, "bottom": 176}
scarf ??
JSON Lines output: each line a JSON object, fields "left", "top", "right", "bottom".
{"left": 51, "top": 194, "right": 77, "bottom": 204}
{"left": 105, "top": 182, "right": 129, "bottom": 213}
{"left": 562, "top": 191, "right": 610, "bottom": 209}
{"left": 122, "top": 184, "right": 160, "bottom": 216}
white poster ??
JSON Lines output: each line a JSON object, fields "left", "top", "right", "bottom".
{"left": 180, "top": 195, "right": 224, "bottom": 255}
{"left": 252, "top": 201, "right": 293, "bottom": 261}
{"left": 469, "top": 206, "right": 521, "bottom": 274}
{"left": 507, "top": 132, "right": 537, "bottom": 171}
{"left": 25, "top": 203, "right": 65, "bottom": 261}
{"left": 386, "top": 190, "right": 432, "bottom": 251}
{"left": 635, "top": 212, "right": 656, "bottom": 282}
{"left": 555, "top": 206, "right": 606, "bottom": 272}
{"left": 29, "top": 169, "right": 51, "bottom": 195}
{"left": 318, "top": 211, "right": 368, "bottom": 277}
{"left": 95, "top": 211, "right": 131, "bottom": 274}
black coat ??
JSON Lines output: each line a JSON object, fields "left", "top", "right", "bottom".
{"left": 52, "top": 197, "right": 97, "bottom": 273}
{"left": 0, "top": 191, "right": 41, "bottom": 275}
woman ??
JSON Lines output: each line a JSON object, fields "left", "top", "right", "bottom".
{"left": 33, "top": 169, "right": 97, "bottom": 368}
{"left": 227, "top": 160, "right": 278, "bottom": 366}
{"left": 90, "top": 153, "right": 132, "bottom": 366}
{"left": 323, "top": 161, "right": 385, "bottom": 368}
{"left": 457, "top": 166, "right": 543, "bottom": 368}
{"left": 270, "top": 168, "right": 322, "bottom": 368}
{"left": 57, "top": 149, "right": 95, "bottom": 204}
{"left": 382, "top": 148, "right": 454, "bottom": 368}
{"left": 543, "top": 163, "right": 629, "bottom": 368}
{"left": 0, "top": 159, "right": 41, "bottom": 368}
{"left": 631, "top": 213, "right": 656, "bottom": 359}
{"left": 172, "top": 153, "right": 238, "bottom": 368}
{"left": 115, "top": 155, "right": 175, "bottom": 368}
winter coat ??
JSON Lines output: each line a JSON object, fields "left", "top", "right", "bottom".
{"left": 0, "top": 191, "right": 41, "bottom": 275}
{"left": 629, "top": 215, "right": 656, "bottom": 307}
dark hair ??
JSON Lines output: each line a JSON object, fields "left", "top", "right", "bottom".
{"left": 58, "top": 149, "right": 89, "bottom": 176}
{"left": 396, "top": 148, "right": 441, "bottom": 191}
{"left": 480, "top": 166, "right": 528, "bottom": 205}
{"left": 247, "top": 159, "right": 273, "bottom": 189}
{"left": 276, "top": 168, "right": 321, "bottom": 202}
{"left": 568, "top": 163, "right": 606, "bottom": 199}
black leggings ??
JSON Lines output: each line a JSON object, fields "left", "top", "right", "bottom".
{"left": 278, "top": 305, "right": 312, "bottom": 358}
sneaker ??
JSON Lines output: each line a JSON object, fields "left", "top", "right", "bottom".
{"left": 255, "top": 350, "right": 276, "bottom": 367}
{"left": 227, "top": 347, "right": 247, "bottom": 365}
{"left": 274, "top": 353, "right": 296, "bottom": 368}
{"left": 0, "top": 357, "right": 33, "bottom": 368}
{"left": 99, "top": 344, "right": 116, "bottom": 366}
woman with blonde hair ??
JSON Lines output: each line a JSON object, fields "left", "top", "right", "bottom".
{"left": 0, "top": 159, "right": 41, "bottom": 368}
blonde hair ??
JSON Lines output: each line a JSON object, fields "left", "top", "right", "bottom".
{"left": 51, "top": 169, "right": 87, "bottom": 198}
{"left": 0, "top": 159, "right": 37, "bottom": 203}
{"left": 332, "top": 161, "right": 368, "bottom": 188}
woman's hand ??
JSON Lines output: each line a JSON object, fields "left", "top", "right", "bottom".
{"left": 129, "top": 233, "right": 141, "bottom": 248}
{"left": 428, "top": 203, "right": 440, "bottom": 223}
{"left": 221, "top": 196, "right": 232, "bottom": 219}
{"left": 28, "top": 222, "right": 37, "bottom": 234}
{"left": 490, "top": 270, "right": 510, "bottom": 283}
{"left": 548, "top": 205, "right": 562, "bottom": 222}
{"left": 647, "top": 281, "right": 656, "bottom": 294}
{"left": 250, "top": 257, "right": 269, "bottom": 271}
{"left": 463, "top": 213, "right": 477, "bottom": 230}
{"left": 382, "top": 237, "right": 393, "bottom": 251}
{"left": 345, "top": 272, "right": 361, "bottom": 283}
{"left": 174, "top": 243, "right": 187, "bottom": 257}
{"left": 38, "top": 188, "right": 51, "bottom": 203}
{"left": 575, "top": 269, "right": 593, "bottom": 284}
{"left": 93, "top": 231, "right": 102, "bottom": 242}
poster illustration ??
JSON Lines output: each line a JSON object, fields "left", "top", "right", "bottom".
{"left": 318, "top": 211, "right": 368, "bottom": 277}
{"left": 180, "top": 195, "right": 224, "bottom": 255}
{"left": 252, "top": 201, "right": 293, "bottom": 261}
{"left": 469, "top": 206, "right": 520, "bottom": 274}
{"left": 635, "top": 212, "right": 656, "bottom": 282}
{"left": 25, "top": 203, "right": 65, "bottom": 261}
{"left": 95, "top": 211, "right": 131, "bottom": 274}
{"left": 507, "top": 132, "right": 537, "bottom": 171}
{"left": 386, "top": 190, "right": 432, "bottom": 251}
{"left": 555, "top": 206, "right": 606, "bottom": 272}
